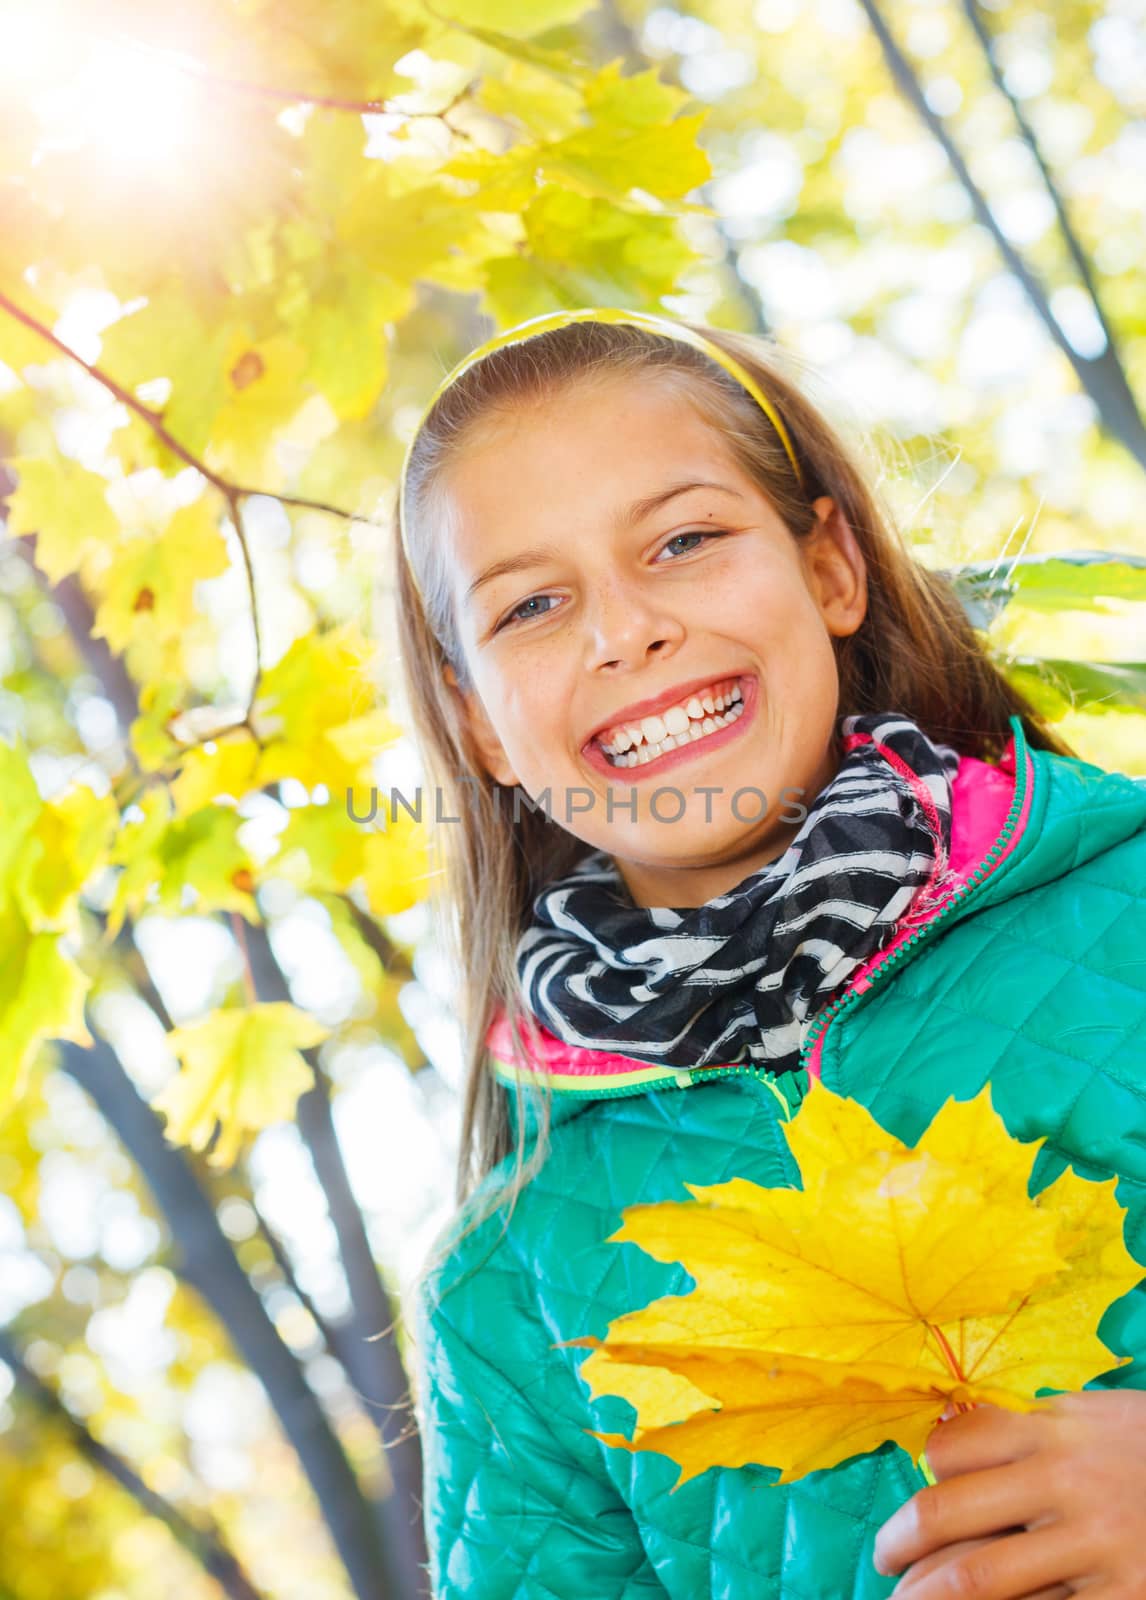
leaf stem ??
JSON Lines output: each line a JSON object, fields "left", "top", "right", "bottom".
{"left": 926, "top": 1321, "right": 974, "bottom": 1414}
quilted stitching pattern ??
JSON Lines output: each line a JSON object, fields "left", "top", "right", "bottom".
{"left": 416, "top": 754, "right": 1146, "bottom": 1598}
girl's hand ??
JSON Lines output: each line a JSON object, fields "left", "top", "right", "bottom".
{"left": 872, "top": 1389, "right": 1146, "bottom": 1597}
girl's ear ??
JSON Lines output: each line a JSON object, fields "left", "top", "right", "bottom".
{"left": 802, "top": 496, "right": 868, "bottom": 639}
{"left": 442, "top": 664, "right": 520, "bottom": 788}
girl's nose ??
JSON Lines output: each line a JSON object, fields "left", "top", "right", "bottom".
{"left": 582, "top": 575, "right": 686, "bottom": 673}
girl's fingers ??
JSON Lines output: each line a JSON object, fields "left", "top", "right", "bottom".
{"left": 889, "top": 1526, "right": 1087, "bottom": 1600}
{"left": 894, "top": 1538, "right": 1071, "bottom": 1600}
{"left": 923, "top": 1403, "right": 1048, "bottom": 1481}
{"left": 875, "top": 1459, "right": 1052, "bottom": 1574}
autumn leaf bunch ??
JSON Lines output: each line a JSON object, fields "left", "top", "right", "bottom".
{"left": 567, "top": 1084, "right": 1144, "bottom": 1486}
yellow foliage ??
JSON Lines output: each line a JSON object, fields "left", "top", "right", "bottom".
{"left": 361, "top": 807, "right": 437, "bottom": 916}
{"left": 6, "top": 455, "right": 118, "bottom": 586}
{"left": 0, "top": 910, "right": 93, "bottom": 1107}
{"left": 208, "top": 331, "right": 310, "bottom": 483}
{"left": 154, "top": 1001, "right": 330, "bottom": 1168}
{"left": 90, "top": 497, "right": 230, "bottom": 655}
{"left": 250, "top": 624, "right": 402, "bottom": 792}
{"left": 570, "top": 1084, "right": 1145, "bottom": 1487}
{"left": 17, "top": 780, "right": 118, "bottom": 930}
{"left": 0, "top": 741, "right": 96, "bottom": 1104}
{"left": 106, "top": 791, "right": 259, "bottom": 936}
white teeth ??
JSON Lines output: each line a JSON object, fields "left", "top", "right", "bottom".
{"left": 603, "top": 699, "right": 745, "bottom": 766}
{"left": 597, "top": 679, "right": 747, "bottom": 758}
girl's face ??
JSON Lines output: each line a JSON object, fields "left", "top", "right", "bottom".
{"left": 441, "top": 372, "right": 868, "bottom": 908}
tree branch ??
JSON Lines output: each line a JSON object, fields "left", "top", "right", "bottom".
{"left": 223, "top": 488, "right": 265, "bottom": 714}
{"left": 58, "top": 1030, "right": 401, "bottom": 1600}
{"left": 183, "top": 64, "right": 477, "bottom": 140}
{"left": 858, "top": 0, "right": 1146, "bottom": 471}
{"left": 0, "top": 291, "right": 369, "bottom": 522}
{"left": 0, "top": 1327, "right": 265, "bottom": 1600}
{"left": 249, "top": 1196, "right": 346, "bottom": 1356}
{"left": 0, "top": 287, "right": 385, "bottom": 724}
{"left": 960, "top": 0, "right": 1115, "bottom": 348}
{"left": 101, "top": 28, "right": 477, "bottom": 136}
{"left": 240, "top": 918, "right": 429, "bottom": 1597}
{"left": 105, "top": 904, "right": 420, "bottom": 1561}
{"left": 14, "top": 506, "right": 417, "bottom": 1595}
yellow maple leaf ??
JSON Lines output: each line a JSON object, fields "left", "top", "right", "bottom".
{"left": 16, "top": 780, "right": 118, "bottom": 930}
{"left": 0, "top": 907, "right": 93, "bottom": 1109}
{"left": 361, "top": 809, "right": 436, "bottom": 918}
{"left": 154, "top": 1002, "right": 329, "bottom": 1169}
{"left": 90, "top": 497, "right": 229, "bottom": 655}
{"left": 6, "top": 454, "right": 118, "bottom": 586}
{"left": 568, "top": 1084, "right": 1144, "bottom": 1487}
{"left": 249, "top": 624, "right": 393, "bottom": 793}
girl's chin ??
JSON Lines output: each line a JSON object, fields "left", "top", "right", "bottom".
{"left": 593, "top": 812, "right": 803, "bottom": 861}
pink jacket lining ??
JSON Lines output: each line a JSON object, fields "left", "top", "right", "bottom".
{"left": 487, "top": 735, "right": 1030, "bottom": 1085}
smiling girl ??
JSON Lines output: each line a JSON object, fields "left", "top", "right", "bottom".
{"left": 394, "top": 308, "right": 1146, "bottom": 1599}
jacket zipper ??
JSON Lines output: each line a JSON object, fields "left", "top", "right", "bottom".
{"left": 686, "top": 1061, "right": 800, "bottom": 1120}
{"left": 521, "top": 1058, "right": 801, "bottom": 1118}
{"left": 797, "top": 724, "right": 1034, "bottom": 1078}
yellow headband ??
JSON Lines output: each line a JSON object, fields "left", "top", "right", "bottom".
{"left": 397, "top": 305, "right": 805, "bottom": 603}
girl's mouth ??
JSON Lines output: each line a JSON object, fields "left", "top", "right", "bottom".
{"left": 585, "top": 674, "right": 756, "bottom": 778}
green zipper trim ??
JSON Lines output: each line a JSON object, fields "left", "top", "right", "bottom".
{"left": 498, "top": 1056, "right": 801, "bottom": 1118}
{"left": 797, "top": 715, "right": 1034, "bottom": 1077}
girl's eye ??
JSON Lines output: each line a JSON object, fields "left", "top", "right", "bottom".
{"left": 494, "top": 531, "right": 725, "bottom": 632}
{"left": 658, "top": 528, "right": 725, "bottom": 560}
{"left": 497, "top": 593, "right": 557, "bottom": 631}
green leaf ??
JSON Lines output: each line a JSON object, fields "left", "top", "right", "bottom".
{"left": 1003, "top": 656, "right": 1146, "bottom": 718}
{"left": 483, "top": 188, "right": 698, "bottom": 321}
{"left": 949, "top": 551, "right": 1146, "bottom": 630}
{"left": 108, "top": 795, "right": 260, "bottom": 933}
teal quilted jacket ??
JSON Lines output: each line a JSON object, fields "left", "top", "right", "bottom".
{"left": 414, "top": 716, "right": 1146, "bottom": 1599}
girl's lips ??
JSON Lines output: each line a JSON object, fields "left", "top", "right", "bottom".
{"left": 583, "top": 674, "right": 757, "bottom": 781}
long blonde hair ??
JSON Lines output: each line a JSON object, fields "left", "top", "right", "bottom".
{"left": 392, "top": 315, "right": 1077, "bottom": 1231}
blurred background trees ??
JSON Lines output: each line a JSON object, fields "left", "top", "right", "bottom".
{"left": 0, "top": 0, "right": 1143, "bottom": 1595}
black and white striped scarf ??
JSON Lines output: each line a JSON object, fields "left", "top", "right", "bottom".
{"left": 514, "top": 710, "right": 962, "bottom": 1075}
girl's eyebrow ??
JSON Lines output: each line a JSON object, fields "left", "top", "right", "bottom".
{"left": 620, "top": 477, "right": 743, "bottom": 529}
{"left": 464, "top": 478, "right": 744, "bottom": 603}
